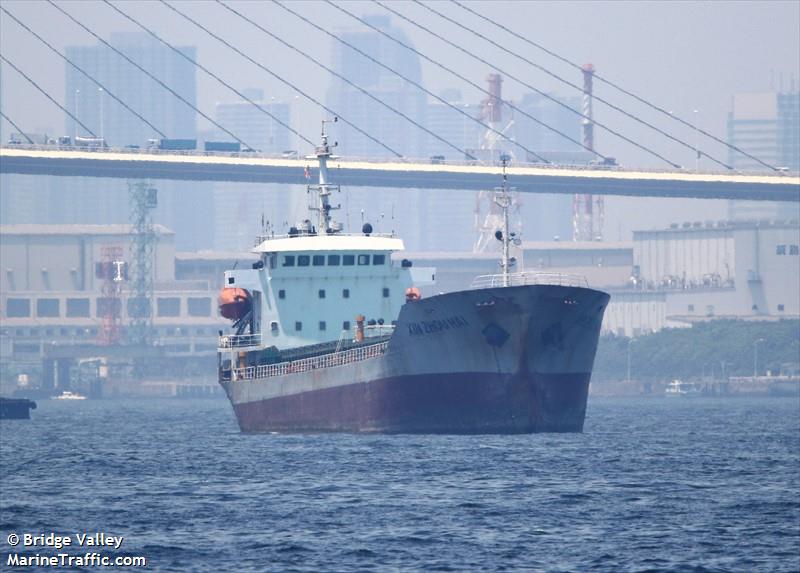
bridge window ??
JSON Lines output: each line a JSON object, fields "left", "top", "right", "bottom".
{"left": 313, "top": 255, "right": 325, "bottom": 266}
{"left": 383, "top": 288, "right": 390, "bottom": 298}
{"left": 278, "top": 289, "right": 286, "bottom": 300}
{"left": 295, "top": 321, "right": 302, "bottom": 332}
{"left": 342, "top": 289, "right": 350, "bottom": 299}
{"left": 36, "top": 298, "right": 60, "bottom": 317}
{"left": 343, "top": 255, "right": 355, "bottom": 266}
{"left": 778, "top": 304, "right": 785, "bottom": 312}
{"left": 791, "top": 245, "right": 799, "bottom": 255}
{"left": 776, "top": 245, "right": 787, "bottom": 255}
{"left": 188, "top": 297, "right": 211, "bottom": 317}
{"left": 373, "top": 254, "right": 386, "bottom": 265}
{"left": 298, "top": 255, "right": 310, "bottom": 267}
{"left": 328, "top": 255, "right": 340, "bottom": 266}
{"left": 66, "top": 298, "right": 90, "bottom": 317}
{"left": 358, "top": 254, "right": 370, "bottom": 265}
{"left": 687, "top": 304, "right": 695, "bottom": 313}
{"left": 319, "top": 321, "right": 326, "bottom": 331}
{"left": 271, "top": 321, "right": 279, "bottom": 333}
{"left": 318, "top": 289, "right": 326, "bottom": 299}
{"left": 6, "top": 298, "right": 30, "bottom": 318}
{"left": 343, "top": 320, "right": 351, "bottom": 331}
{"left": 283, "top": 255, "right": 295, "bottom": 267}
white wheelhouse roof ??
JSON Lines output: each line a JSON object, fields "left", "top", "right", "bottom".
{"left": 253, "top": 234, "right": 405, "bottom": 253}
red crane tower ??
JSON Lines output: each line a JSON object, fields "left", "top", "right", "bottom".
{"left": 97, "top": 244, "right": 125, "bottom": 345}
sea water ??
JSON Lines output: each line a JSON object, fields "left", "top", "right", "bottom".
{"left": 1, "top": 395, "right": 798, "bottom": 572}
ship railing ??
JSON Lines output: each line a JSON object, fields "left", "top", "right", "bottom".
{"left": 218, "top": 333, "right": 262, "bottom": 350}
{"left": 335, "top": 324, "right": 395, "bottom": 352}
{"left": 231, "top": 340, "right": 389, "bottom": 381}
{"left": 470, "top": 271, "right": 589, "bottom": 289}
{"left": 254, "top": 231, "right": 395, "bottom": 245}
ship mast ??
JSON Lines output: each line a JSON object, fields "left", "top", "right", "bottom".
{"left": 307, "top": 119, "right": 341, "bottom": 233}
{"left": 494, "top": 156, "right": 514, "bottom": 286}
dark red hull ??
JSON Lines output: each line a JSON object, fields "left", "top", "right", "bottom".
{"left": 232, "top": 371, "right": 590, "bottom": 434}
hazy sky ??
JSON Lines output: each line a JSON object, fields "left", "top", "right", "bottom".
{"left": 1, "top": 0, "right": 798, "bottom": 170}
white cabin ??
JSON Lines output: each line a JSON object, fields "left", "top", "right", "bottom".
{"left": 224, "top": 233, "right": 433, "bottom": 349}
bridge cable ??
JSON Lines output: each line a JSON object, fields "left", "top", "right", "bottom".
{"left": 328, "top": 0, "right": 608, "bottom": 164}
{"left": 451, "top": 0, "right": 779, "bottom": 172}
{"left": 0, "top": 110, "right": 35, "bottom": 144}
{"left": 374, "top": 0, "right": 682, "bottom": 169}
{"left": 215, "top": 0, "right": 475, "bottom": 161}
{"left": 45, "top": 0, "right": 256, "bottom": 151}
{"left": 102, "top": 0, "right": 315, "bottom": 149}
{"left": 417, "top": 0, "right": 734, "bottom": 171}
{"left": 1, "top": 6, "right": 167, "bottom": 139}
{"left": 0, "top": 54, "right": 97, "bottom": 138}
{"left": 158, "top": 0, "right": 403, "bottom": 160}
{"left": 273, "top": 0, "right": 552, "bottom": 164}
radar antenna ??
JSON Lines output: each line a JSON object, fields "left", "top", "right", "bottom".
{"left": 306, "top": 118, "right": 342, "bottom": 234}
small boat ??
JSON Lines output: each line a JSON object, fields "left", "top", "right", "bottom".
{"left": 52, "top": 391, "right": 87, "bottom": 400}
{"left": 665, "top": 379, "right": 700, "bottom": 397}
{"left": 0, "top": 397, "right": 37, "bottom": 419}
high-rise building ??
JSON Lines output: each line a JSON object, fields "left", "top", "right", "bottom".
{"left": 213, "top": 88, "right": 291, "bottom": 153}
{"left": 65, "top": 32, "right": 196, "bottom": 146}
{"left": 727, "top": 91, "right": 799, "bottom": 172}
{"left": 727, "top": 91, "right": 800, "bottom": 222}
{"left": 211, "top": 90, "right": 298, "bottom": 251}
{"left": 326, "top": 15, "right": 426, "bottom": 159}
{"left": 514, "top": 92, "right": 585, "bottom": 158}
{"left": 426, "top": 89, "right": 482, "bottom": 160}
{"left": 57, "top": 33, "right": 212, "bottom": 251}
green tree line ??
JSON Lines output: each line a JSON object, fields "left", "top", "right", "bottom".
{"left": 592, "top": 319, "right": 800, "bottom": 383}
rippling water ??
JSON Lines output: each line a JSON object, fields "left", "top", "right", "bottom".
{"left": 1, "top": 396, "right": 798, "bottom": 572}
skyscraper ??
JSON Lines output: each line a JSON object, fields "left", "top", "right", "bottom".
{"left": 212, "top": 89, "right": 299, "bottom": 251}
{"left": 727, "top": 91, "right": 800, "bottom": 221}
{"left": 65, "top": 32, "right": 196, "bottom": 146}
{"left": 55, "top": 33, "right": 211, "bottom": 251}
{"left": 326, "top": 15, "right": 426, "bottom": 159}
{"left": 213, "top": 89, "right": 291, "bottom": 153}
{"left": 514, "top": 92, "right": 585, "bottom": 159}
{"left": 426, "top": 89, "right": 482, "bottom": 160}
{"left": 727, "top": 91, "right": 799, "bottom": 172}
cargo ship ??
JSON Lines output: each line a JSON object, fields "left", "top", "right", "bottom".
{"left": 217, "top": 124, "right": 609, "bottom": 433}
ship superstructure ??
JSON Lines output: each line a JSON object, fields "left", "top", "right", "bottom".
{"left": 218, "top": 121, "right": 431, "bottom": 351}
{"left": 217, "top": 124, "right": 609, "bottom": 434}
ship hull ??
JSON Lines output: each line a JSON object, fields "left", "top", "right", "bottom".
{"left": 233, "top": 371, "right": 590, "bottom": 433}
{"left": 0, "top": 397, "right": 37, "bottom": 420}
{"left": 220, "top": 284, "right": 609, "bottom": 434}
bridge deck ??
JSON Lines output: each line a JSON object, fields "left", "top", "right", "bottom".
{"left": 1, "top": 146, "right": 797, "bottom": 202}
